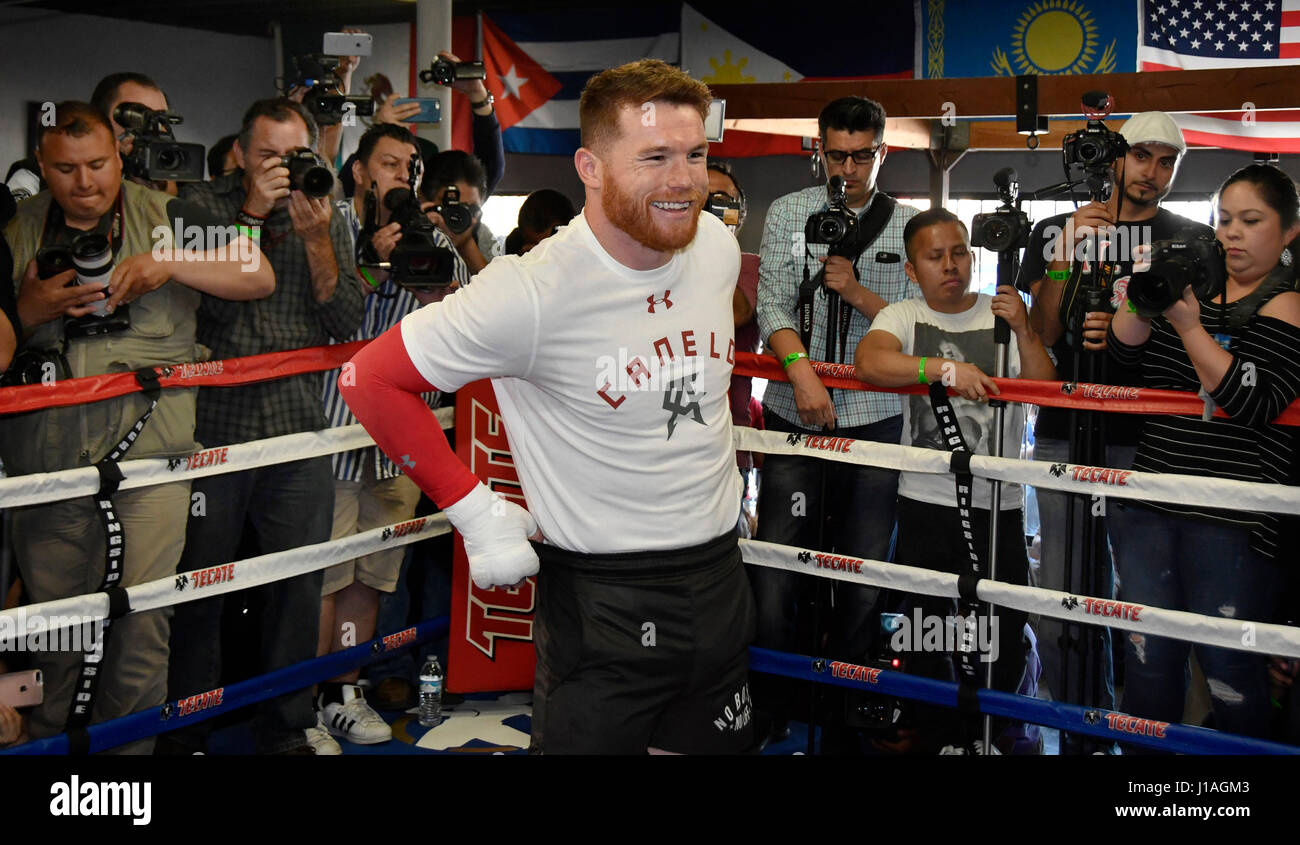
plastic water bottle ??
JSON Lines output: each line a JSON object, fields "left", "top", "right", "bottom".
{"left": 419, "top": 656, "right": 444, "bottom": 727}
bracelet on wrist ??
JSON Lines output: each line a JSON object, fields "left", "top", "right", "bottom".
{"left": 781, "top": 351, "right": 808, "bottom": 370}
{"left": 918, "top": 356, "right": 930, "bottom": 385}
{"left": 1047, "top": 268, "right": 1072, "bottom": 282}
{"left": 236, "top": 208, "right": 267, "bottom": 228}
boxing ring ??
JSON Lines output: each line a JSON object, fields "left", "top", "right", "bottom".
{"left": 2, "top": 345, "right": 1299, "bottom": 754}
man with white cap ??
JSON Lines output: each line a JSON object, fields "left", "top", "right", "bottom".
{"left": 1013, "top": 112, "right": 1214, "bottom": 748}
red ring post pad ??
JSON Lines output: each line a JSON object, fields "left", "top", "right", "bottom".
{"left": 0, "top": 341, "right": 369, "bottom": 417}
{"left": 734, "top": 352, "right": 1300, "bottom": 427}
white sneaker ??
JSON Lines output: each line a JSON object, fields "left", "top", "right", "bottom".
{"left": 305, "top": 712, "right": 342, "bottom": 755}
{"left": 320, "top": 684, "right": 393, "bottom": 745}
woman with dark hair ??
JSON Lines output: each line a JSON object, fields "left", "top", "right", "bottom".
{"left": 1107, "top": 164, "right": 1300, "bottom": 740}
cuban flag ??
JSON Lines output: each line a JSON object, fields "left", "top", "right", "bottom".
{"left": 454, "top": 7, "right": 679, "bottom": 155}
{"left": 1138, "top": 0, "right": 1300, "bottom": 152}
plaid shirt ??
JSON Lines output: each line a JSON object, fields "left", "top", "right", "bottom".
{"left": 180, "top": 172, "right": 365, "bottom": 446}
{"left": 757, "top": 186, "right": 918, "bottom": 429}
{"left": 322, "top": 200, "right": 470, "bottom": 482}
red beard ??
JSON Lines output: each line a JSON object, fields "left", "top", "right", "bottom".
{"left": 601, "top": 174, "right": 703, "bottom": 253}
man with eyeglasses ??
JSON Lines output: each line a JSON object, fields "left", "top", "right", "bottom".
{"left": 753, "top": 96, "right": 918, "bottom": 752}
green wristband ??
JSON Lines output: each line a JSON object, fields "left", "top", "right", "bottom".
{"left": 781, "top": 351, "right": 808, "bottom": 370}
{"left": 1047, "top": 268, "right": 1072, "bottom": 282}
{"left": 918, "top": 356, "right": 929, "bottom": 385}
{"left": 235, "top": 224, "right": 260, "bottom": 241}
{"left": 359, "top": 266, "right": 380, "bottom": 288}
{"left": 1126, "top": 298, "right": 1137, "bottom": 314}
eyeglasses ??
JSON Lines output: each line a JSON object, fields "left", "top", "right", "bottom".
{"left": 823, "top": 145, "right": 883, "bottom": 165}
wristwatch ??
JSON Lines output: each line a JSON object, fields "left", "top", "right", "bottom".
{"left": 470, "top": 93, "right": 495, "bottom": 110}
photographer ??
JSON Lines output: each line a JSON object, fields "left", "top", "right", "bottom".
{"left": 1015, "top": 113, "right": 1213, "bottom": 712}
{"left": 421, "top": 149, "right": 494, "bottom": 273}
{"left": 164, "top": 97, "right": 364, "bottom": 756}
{"left": 1106, "top": 163, "right": 1300, "bottom": 742}
{"left": 753, "top": 95, "right": 918, "bottom": 751}
{"left": 310, "top": 123, "right": 469, "bottom": 751}
{"left": 90, "top": 71, "right": 178, "bottom": 195}
{"left": 1, "top": 102, "right": 272, "bottom": 753}
{"left": 857, "top": 208, "right": 1055, "bottom": 752}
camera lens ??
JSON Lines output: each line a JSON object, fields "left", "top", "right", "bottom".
{"left": 72, "top": 234, "right": 113, "bottom": 316}
{"left": 1129, "top": 269, "right": 1177, "bottom": 317}
{"left": 157, "top": 148, "right": 184, "bottom": 171}
{"left": 817, "top": 218, "right": 845, "bottom": 243}
{"left": 1078, "top": 141, "right": 1100, "bottom": 163}
{"left": 984, "top": 219, "right": 1011, "bottom": 251}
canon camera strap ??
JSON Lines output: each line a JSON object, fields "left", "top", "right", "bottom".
{"left": 925, "top": 381, "right": 987, "bottom": 720}
{"left": 798, "top": 193, "right": 898, "bottom": 357}
{"left": 64, "top": 369, "right": 162, "bottom": 752}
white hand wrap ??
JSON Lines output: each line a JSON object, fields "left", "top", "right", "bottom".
{"left": 443, "top": 483, "right": 540, "bottom": 589}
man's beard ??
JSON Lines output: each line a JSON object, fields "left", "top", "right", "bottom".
{"left": 1123, "top": 179, "right": 1169, "bottom": 210}
{"left": 601, "top": 173, "right": 702, "bottom": 252}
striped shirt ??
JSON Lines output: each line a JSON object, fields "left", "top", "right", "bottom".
{"left": 1108, "top": 274, "right": 1300, "bottom": 559}
{"left": 757, "top": 186, "right": 919, "bottom": 429}
{"left": 324, "top": 200, "right": 471, "bottom": 482}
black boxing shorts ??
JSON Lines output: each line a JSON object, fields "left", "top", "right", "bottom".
{"left": 529, "top": 531, "right": 756, "bottom": 754}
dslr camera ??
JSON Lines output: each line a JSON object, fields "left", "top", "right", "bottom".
{"left": 1127, "top": 232, "right": 1228, "bottom": 319}
{"left": 971, "top": 167, "right": 1030, "bottom": 254}
{"left": 37, "top": 235, "right": 131, "bottom": 339}
{"left": 291, "top": 54, "right": 375, "bottom": 127}
{"left": 705, "top": 192, "right": 742, "bottom": 230}
{"left": 358, "top": 157, "right": 457, "bottom": 290}
{"left": 1060, "top": 91, "right": 1128, "bottom": 203}
{"left": 418, "top": 58, "right": 487, "bottom": 87}
{"left": 280, "top": 148, "right": 334, "bottom": 198}
{"left": 430, "top": 184, "right": 474, "bottom": 236}
{"left": 804, "top": 175, "right": 860, "bottom": 258}
{"left": 112, "top": 102, "right": 205, "bottom": 182}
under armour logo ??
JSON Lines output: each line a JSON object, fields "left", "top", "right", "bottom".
{"left": 1060, "top": 382, "right": 1078, "bottom": 396}
{"left": 1049, "top": 463, "right": 1067, "bottom": 477}
{"left": 662, "top": 372, "right": 706, "bottom": 440}
{"left": 174, "top": 574, "right": 189, "bottom": 591}
{"left": 398, "top": 454, "right": 416, "bottom": 472}
{"left": 1061, "top": 596, "right": 1079, "bottom": 610}
{"left": 646, "top": 290, "right": 673, "bottom": 313}
{"left": 786, "top": 432, "right": 803, "bottom": 446}
{"left": 797, "top": 551, "right": 812, "bottom": 564}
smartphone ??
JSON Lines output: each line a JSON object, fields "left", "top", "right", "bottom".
{"left": 391, "top": 98, "right": 442, "bottom": 124}
{"left": 0, "top": 670, "right": 43, "bottom": 708}
{"left": 324, "top": 31, "right": 372, "bottom": 56}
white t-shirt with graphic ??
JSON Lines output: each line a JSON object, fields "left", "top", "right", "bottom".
{"left": 869, "top": 294, "right": 1025, "bottom": 510}
{"left": 400, "top": 209, "right": 742, "bottom": 553}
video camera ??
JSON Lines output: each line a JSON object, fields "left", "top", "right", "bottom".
{"left": 1127, "top": 232, "right": 1228, "bottom": 319}
{"left": 359, "top": 156, "right": 457, "bottom": 290}
{"left": 804, "top": 175, "right": 861, "bottom": 258}
{"left": 1060, "top": 91, "right": 1128, "bottom": 203}
{"left": 291, "top": 54, "right": 375, "bottom": 127}
{"left": 112, "top": 102, "right": 205, "bottom": 182}
{"left": 418, "top": 58, "right": 487, "bottom": 87}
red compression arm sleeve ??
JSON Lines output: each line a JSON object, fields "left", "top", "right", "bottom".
{"left": 340, "top": 325, "right": 480, "bottom": 508}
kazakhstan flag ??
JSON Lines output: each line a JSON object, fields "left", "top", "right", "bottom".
{"left": 918, "top": 0, "right": 1137, "bottom": 79}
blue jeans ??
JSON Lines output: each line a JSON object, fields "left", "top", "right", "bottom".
{"left": 751, "top": 411, "right": 901, "bottom": 670}
{"left": 365, "top": 535, "right": 455, "bottom": 686}
{"left": 1032, "top": 437, "right": 1129, "bottom": 710}
{"left": 166, "top": 457, "right": 333, "bottom": 753}
{"left": 1110, "top": 503, "right": 1284, "bottom": 741}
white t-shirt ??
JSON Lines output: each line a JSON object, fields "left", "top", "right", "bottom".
{"left": 401, "top": 209, "right": 742, "bottom": 553}
{"left": 869, "top": 294, "right": 1025, "bottom": 511}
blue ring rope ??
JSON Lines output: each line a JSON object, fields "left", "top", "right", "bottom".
{"left": 749, "top": 646, "right": 1300, "bottom": 755}
{"left": 1, "top": 616, "right": 449, "bottom": 755}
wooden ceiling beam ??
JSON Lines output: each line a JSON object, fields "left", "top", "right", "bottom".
{"left": 710, "top": 66, "right": 1300, "bottom": 122}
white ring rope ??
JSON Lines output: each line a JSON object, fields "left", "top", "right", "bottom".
{"left": 734, "top": 426, "right": 1300, "bottom": 515}
{"left": 0, "top": 408, "right": 454, "bottom": 509}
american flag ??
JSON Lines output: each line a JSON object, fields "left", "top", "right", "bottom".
{"left": 1138, "top": 0, "right": 1300, "bottom": 152}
